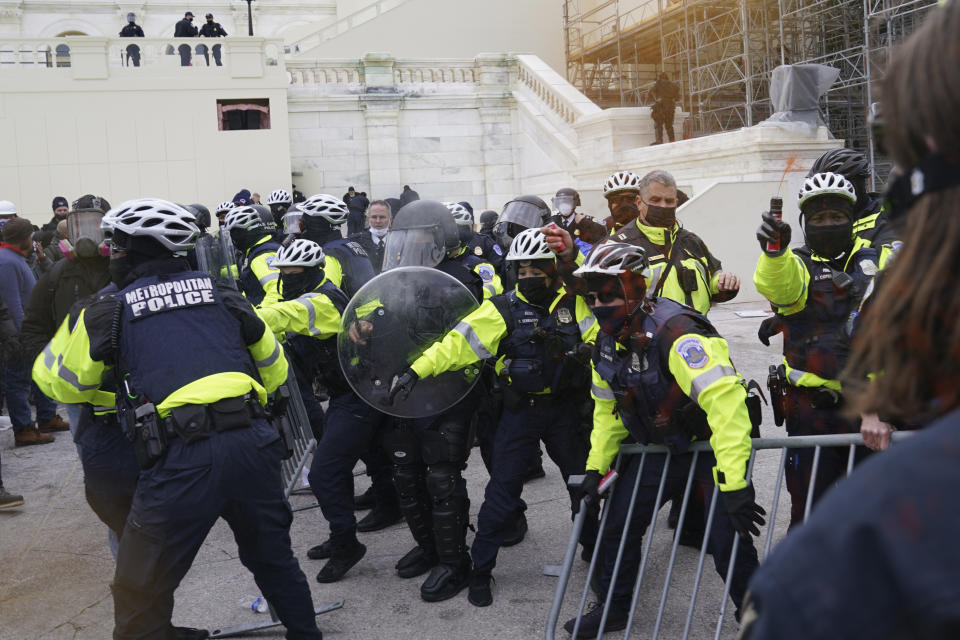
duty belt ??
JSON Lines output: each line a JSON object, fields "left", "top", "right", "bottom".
{"left": 164, "top": 393, "right": 266, "bottom": 443}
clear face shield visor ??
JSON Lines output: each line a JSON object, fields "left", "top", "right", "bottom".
{"left": 282, "top": 211, "right": 303, "bottom": 235}
{"left": 67, "top": 209, "right": 106, "bottom": 258}
{"left": 551, "top": 195, "right": 576, "bottom": 214}
{"left": 382, "top": 227, "right": 446, "bottom": 271}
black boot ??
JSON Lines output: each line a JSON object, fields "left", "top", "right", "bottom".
{"left": 563, "top": 602, "right": 630, "bottom": 638}
{"left": 316, "top": 539, "right": 366, "bottom": 583}
{"left": 173, "top": 627, "right": 210, "bottom": 640}
{"left": 354, "top": 485, "right": 376, "bottom": 511}
{"left": 306, "top": 538, "right": 334, "bottom": 560}
{"left": 357, "top": 506, "right": 404, "bottom": 532}
{"left": 420, "top": 555, "right": 471, "bottom": 602}
{"left": 396, "top": 544, "right": 438, "bottom": 579}
{"left": 501, "top": 510, "right": 528, "bottom": 547}
{"left": 468, "top": 569, "right": 493, "bottom": 607}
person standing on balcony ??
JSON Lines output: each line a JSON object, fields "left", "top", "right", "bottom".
{"left": 119, "top": 13, "right": 144, "bottom": 67}
{"left": 198, "top": 13, "right": 227, "bottom": 67}
{"left": 651, "top": 73, "right": 679, "bottom": 144}
{"left": 174, "top": 11, "right": 198, "bottom": 67}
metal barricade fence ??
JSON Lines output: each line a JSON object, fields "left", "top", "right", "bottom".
{"left": 546, "top": 432, "right": 912, "bottom": 640}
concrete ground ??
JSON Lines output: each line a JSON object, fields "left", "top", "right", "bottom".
{"left": 0, "top": 302, "right": 802, "bottom": 640}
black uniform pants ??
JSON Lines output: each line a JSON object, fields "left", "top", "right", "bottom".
{"left": 76, "top": 409, "right": 139, "bottom": 540}
{"left": 471, "top": 398, "right": 597, "bottom": 571}
{"left": 598, "top": 451, "right": 758, "bottom": 614}
{"left": 112, "top": 420, "right": 321, "bottom": 639}
{"left": 307, "top": 392, "right": 395, "bottom": 548}
{"left": 784, "top": 386, "right": 866, "bottom": 528}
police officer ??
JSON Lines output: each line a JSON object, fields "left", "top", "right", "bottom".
{"left": 478, "top": 210, "right": 498, "bottom": 240}
{"left": 258, "top": 239, "right": 399, "bottom": 583}
{"left": 492, "top": 195, "right": 553, "bottom": 290}
{"left": 222, "top": 206, "right": 282, "bottom": 307}
{"left": 375, "top": 200, "right": 486, "bottom": 602}
{"left": 601, "top": 170, "right": 643, "bottom": 232}
{"left": 34, "top": 198, "right": 321, "bottom": 639}
{"left": 807, "top": 148, "right": 898, "bottom": 250}
{"left": 564, "top": 242, "right": 763, "bottom": 637}
{"left": 265, "top": 188, "right": 293, "bottom": 228}
{"left": 118, "top": 13, "right": 144, "bottom": 67}
{"left": 392, "top": 228, "right": 599, "bottom": 607}
{"left": 550, "top": 187, "right": 606, "bottom": 252}
{"left": 198, "top": 13, "right": 227, "bottom": 66}
{"left": 754, "top": 172, "right": 877, "bottom": 527}
{"left": 174, "top": 11, "right": 197, "bottom": 66}
{"left": 296, "top": 194, "right": 375, "bottom": 298}
{"left": 214, "top": 201, "right": 233, "bottom": 230}
{"left": 444, "top": 202, "right": 503, "bottom": 299}
{"left": 186, "top": 203, "right": 211, "bottom": 236}
{"left": 457, "top": 201, "right": 505, "bottom": 275}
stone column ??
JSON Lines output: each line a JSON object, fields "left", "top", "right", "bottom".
{"left": 475, "top": 53, "right": 518, "bottom": 210}
{"left": 360, "top": 53, "right": 402, "bottom": 194}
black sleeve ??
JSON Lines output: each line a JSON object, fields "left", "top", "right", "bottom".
{"left": 136, "top": 26, "right": 144, "bottom": 37}
{"left": 219, "top": 24, "right": 227, "bottom": 36}
{"left": 85, "top": 298, "right": 122, "bottom": 365}
{"left": 20, "top": 269, "right": 57, "bottom": 362}
{"left": 218, "top": 284, "right": 268, "bottom": 346}
{"left": 0, "top": 296, "right": 16, "bottom": 341}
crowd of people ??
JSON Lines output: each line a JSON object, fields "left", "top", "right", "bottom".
{"left": 1, "top": 3, "right": 958, "bottom": 637}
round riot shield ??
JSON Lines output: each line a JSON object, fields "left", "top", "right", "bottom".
{"left": 338, "top": 266, "right": 481, "bottom": 418}
{"left": 194, "top": 232, "right": 239, "bottom": 289}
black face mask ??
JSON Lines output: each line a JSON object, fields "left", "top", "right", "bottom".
{"left": 611, "top": 202, "right": 640, "bottom": 226}
{"left": 517, "top": 276, "right": 554, "bottom": 307}
{"left": 109, "top": 255, "right": 133, "bottom": 286}
{"left": 643, "top": 202, "right": 677, "bottom": 228}
{"left": 592, "top": 304, "right": 631, "bottom": 336}
{"left": 280, "top": 269, "right": 323, "bottom": 300}
{"left": 230, "top": 228, "right": 266, "bottom": 253}
{"left": 805, "top": 222, "right": 853, "bottom": 260}
{"left": 301, "top": 217, "right": 338, "bottom": 245}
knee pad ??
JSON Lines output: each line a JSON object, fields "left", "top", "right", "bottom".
{"left": 393, "top": 464, "right": 424, "bottom": 502}
{"left": 420, "top": 419, "right": 472, "bottom": 466}
{"left": 425, "top": 464, "right": 460, "bottom": 504}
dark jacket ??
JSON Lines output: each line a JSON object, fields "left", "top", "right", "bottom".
{"left": 349, "top": 230, "right": 387, "bottom": 274}
{"left": 0, "top": 296, "right": 16, "bottom": 341}
{"left": 119, "top": 23, "right": 145, "bottom": 37}
{"left": 20, "top": 257, "right": 111, "bottom": 362}
{"left": 174, "top": 18, "right": 198, "bottom": 38}
{"left": 199, "top": 21, "right": 227, "bottom": 37}
{"left": 399, "top": 187, "right": 420, "bottom": 207}
{"left": 742, "top": 407, "right": 960, "bottom": 640}
{"left": 36, "top": 215, "right": 63, "bottom": 247}
{"left": 347, "top": 193, "right": 369, "bottom": 214}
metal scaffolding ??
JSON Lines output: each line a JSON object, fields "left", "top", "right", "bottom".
{"left": 564, "top": 0, "right": 938, "bottom": 181}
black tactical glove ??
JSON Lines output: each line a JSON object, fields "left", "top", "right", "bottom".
{"left": 720, "top": 483, "right": 766, "bottom": 538}
{"left": 387, "top": 368, "right": 418, "bottom": 404}
{"left": 566, "top": 342, "right": 594, "bottom": 366}
{"left": 756, "top": 212, "right": 791, "bottom": 257}
{"left": 573, "top": 470, "right": 602, "bottom": 514}
{"left": 757, "top": 314, "right": 784, "bottom": 347}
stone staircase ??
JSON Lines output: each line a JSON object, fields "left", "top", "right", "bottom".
{"left": 284, "top": 0, "right": 412, "bottom": 56}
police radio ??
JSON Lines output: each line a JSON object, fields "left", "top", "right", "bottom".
{"left": 766, "top": 197, "right": 784, "bottom": 254}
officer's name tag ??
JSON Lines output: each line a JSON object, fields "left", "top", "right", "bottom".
{"left": 125, "top": 277, "right": 215, "bottom": 317}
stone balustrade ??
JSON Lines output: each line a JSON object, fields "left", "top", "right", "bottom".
{"left": 515, "top": 54, "right": 601, "bottom": 125}
{"left": 0, "top": 37, "right": 286, "bottom": 80}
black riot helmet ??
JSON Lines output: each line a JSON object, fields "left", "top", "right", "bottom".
{"left": 186, "top": 203, "right": 211, "bottom": 231}
{"left": 493, "top": 195, "right": 551, "bottom": 250}
{"left": 383, "top": 199, "right": 460, "bottom": 270}
{"left": 808, "top": 148, "right": 872, "bottom": 214}
{"left": 479, "top": 210, "right": 498, "bottom": 232}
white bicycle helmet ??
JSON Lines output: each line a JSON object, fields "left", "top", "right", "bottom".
{"left": 0, "top": 200, "right": 17, "bottom": 216}
{"left": 506, "top": 228, "right": 553, "bottom": 262}
{"left": 215, "top": 201, "right": 234, "bottom": 215}
{"left": 798, "top": 172, "right": 857, "bottom": 209}
{"left": 299, "top": 194, "right": 349, "bottom": 226}
{"left": 574, "top": 241, "right": 649, "bottom": 277}
{"left": 223, "top": 206, "right": 269, "bottom": 232}
{"left": 602, "top": 171, "right": 642, "bottom": 197}
{"left": 265, "top": 189, "right": 292, "bottom": 206}
{"left": 443, "top": 202, "right": 474, "bottom": 227}
{"left": 101, "top": 198, "right": 199, "bottom": 252}
{"left": 272, "top": 238, "right": 325, "bottom": 268}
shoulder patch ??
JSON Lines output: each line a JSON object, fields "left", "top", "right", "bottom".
{"left": 492, "top": 244, "right": 503, "bottom": 256}
{"left": 675, "top": 336, "right": 709, "bottom": 369}
{"left": 889, "top": 240, "right": 903, "bottom": 255}
{"left": 477, "top": 264, "right": 495, "bottom": 282}
{"left": 264, "top": 256, "right": 275, "bottom": 268}
{"left": 859, "top": 259, "right": 877, "bottom": 276}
